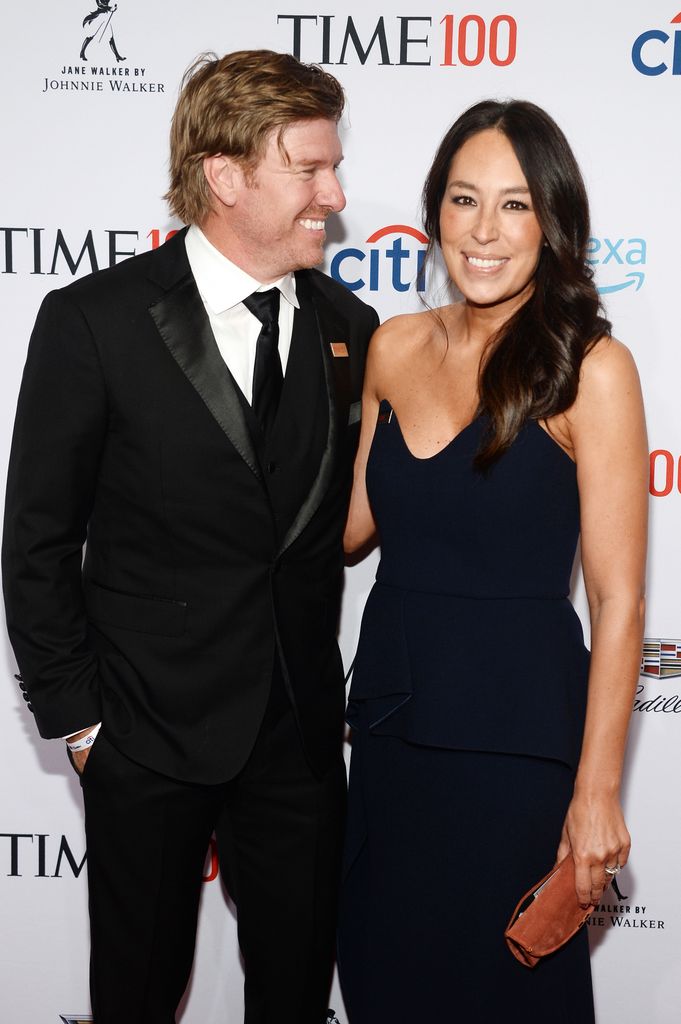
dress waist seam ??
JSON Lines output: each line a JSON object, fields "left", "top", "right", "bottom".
{"left": 373, "top": 581, "right": 569, "bottom": 601}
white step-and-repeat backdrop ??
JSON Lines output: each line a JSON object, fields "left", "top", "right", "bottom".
{"left": 1, "top": 2, "right": 679, "bottom": 1020}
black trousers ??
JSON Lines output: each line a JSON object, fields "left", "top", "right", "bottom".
{"left": 80, "top": 679, "right": 346, "bottom": 1024}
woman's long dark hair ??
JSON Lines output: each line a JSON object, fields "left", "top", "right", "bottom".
{"left": 422, "top": 99, "right": 611, "bottom": 470}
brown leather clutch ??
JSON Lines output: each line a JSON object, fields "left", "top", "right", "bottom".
{"left": 504, "top": 855, "right": 595, "bottom": 968}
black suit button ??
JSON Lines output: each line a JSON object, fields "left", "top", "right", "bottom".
{"left": 267, "top": 461, "right": 277, "bottom": 474}
{"left": 27, "top": 704, "right": 34, "bottom": 712}
{"left": 19, "top": 682, "right": 26, "bottom": 691}
{"left": 22, "top": 692, "right": 30, "bottom": 702}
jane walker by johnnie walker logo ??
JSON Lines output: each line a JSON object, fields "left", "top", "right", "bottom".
{"left": 80, "top": 1, "right": 126, "bottom": 63}
{"left": 40, "top": 1, "right": 166, "bottom": 95}
{"left": 586, "top": 872, "right": 666, "bottom": 934}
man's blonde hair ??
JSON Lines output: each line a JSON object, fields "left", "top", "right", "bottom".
{"left": 165, "top": 50, "right": 345, "bottom": 225}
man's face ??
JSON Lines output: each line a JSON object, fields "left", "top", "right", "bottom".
{"left": 228, "top": 118, "right": 345, "bottom": 282}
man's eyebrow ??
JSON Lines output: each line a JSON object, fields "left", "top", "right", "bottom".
{"left": 291, "top": 154, "right": 345, "bottom": 167}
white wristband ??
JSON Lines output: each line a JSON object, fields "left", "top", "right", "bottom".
{"left": 66, "top": 723, "right": 102, "bottom": 752}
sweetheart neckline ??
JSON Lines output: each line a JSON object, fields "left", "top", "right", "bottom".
{"left": 380, "top": 402, "right": 576, "bottom": 467}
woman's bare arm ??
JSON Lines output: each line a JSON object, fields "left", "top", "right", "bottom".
{"left": 555, "top": 337, "right": 648, "bottom": 906}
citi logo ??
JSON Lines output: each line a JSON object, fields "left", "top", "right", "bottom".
{"left": 632, "top": 11, "right": 681, "bottom": 75}
{"left": 586, "top": 236, "right": 646, "bottom": 295}
{"left": 330, "top": 225, "right": 427, "bottom": 293}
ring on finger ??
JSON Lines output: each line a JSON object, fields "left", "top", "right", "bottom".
{"left": 604, "top": 864, "right": 621, "bottom": 877}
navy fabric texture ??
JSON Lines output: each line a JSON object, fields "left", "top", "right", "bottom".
{"left": 347, "top": 400, "right": 590, "bottom": 771}
{"left": 340, "top": 401, "right": 595, "bottom": 1023}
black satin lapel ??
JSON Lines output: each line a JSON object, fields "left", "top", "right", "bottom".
{"left": 148, "top": 273, "right": 263, "bottom": 482}
{"left": 278, "top": 275, "right": 350, "bottom": 557}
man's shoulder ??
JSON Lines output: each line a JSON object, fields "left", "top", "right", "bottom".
{"left": 56, "top": 230, "right": 187, "bottom": 307}
{"left": 302, "top": 268, "right": 377, "bottom": 323}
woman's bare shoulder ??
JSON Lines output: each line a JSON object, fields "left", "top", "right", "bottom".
{"left": 368, "top": 308, "right": 452, "bottom": 366}
{"left": 577, "top": 335, "right": 642, "bottom": 406}
{"left": 370, "top": 309, "right": 434, "bottom": 348}
{"left": 363, "top": 312, "right": 431, "bottom": 396}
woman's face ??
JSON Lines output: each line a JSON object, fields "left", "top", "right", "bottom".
{"left": 439, "top": 128, "right": 544, "bottom": 314}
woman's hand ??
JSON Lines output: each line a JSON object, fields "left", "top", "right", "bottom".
{"left": 556, "top": 790, "right": 631, "bottom": 908}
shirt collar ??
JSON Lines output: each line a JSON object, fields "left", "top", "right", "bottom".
{"left": 185, "top": 224, "right": 299, "bottom": 315}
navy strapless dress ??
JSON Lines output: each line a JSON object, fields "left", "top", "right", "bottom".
{"left": 338, "top": 401, "right": 595, "bottom": 1024}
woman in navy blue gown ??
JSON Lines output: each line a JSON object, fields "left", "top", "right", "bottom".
{"left": 338, "top": 101, "right": 648, "bottom": 1023}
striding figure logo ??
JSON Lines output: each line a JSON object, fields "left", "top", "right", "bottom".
{"left": 80, "top": 1, "right": 126, "bottom": 63}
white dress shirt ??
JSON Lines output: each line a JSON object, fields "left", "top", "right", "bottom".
{"left": 65, "top": 224, "right": 300, "bottom": 743}
{"left": 184, "top": 223, "right": 299, "bottom": 403}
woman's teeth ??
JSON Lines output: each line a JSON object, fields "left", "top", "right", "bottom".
{"left": 467, "top": 256, "right": 506, "bottom": 268}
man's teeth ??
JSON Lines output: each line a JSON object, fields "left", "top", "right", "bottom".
{"left": 299, "top": 219, "right": 325, "bottom": 230}
{"left": 467, "top": 256, "right": 506, "bottom": 268}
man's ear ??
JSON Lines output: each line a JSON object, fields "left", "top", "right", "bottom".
{"left": 203, "top": 154, "right": 245, "bottom": 209}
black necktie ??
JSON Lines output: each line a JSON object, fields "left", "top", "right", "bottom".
{"left": 243, "top": 289, "right": 283, "bottom": 437}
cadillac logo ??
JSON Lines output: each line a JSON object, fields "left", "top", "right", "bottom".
{"left": 640, "top": 639, "right": 681, "bottom": 680}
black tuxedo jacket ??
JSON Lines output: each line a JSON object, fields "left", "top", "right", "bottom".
{"left": 2, "top": 230, "right": 378, "bottom": 784}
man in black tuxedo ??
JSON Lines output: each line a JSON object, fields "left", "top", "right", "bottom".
{"left": 2, "top": 50, "right": 378, "bottom": 1023}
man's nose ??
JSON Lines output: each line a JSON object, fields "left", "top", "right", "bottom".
{"left": 318, "top": 170, "right": 346, "bottom": 213}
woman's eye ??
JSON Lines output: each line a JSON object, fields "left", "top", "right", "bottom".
{"left": 452, "top": 195, "right": 475, "bottom": 206}
{"left": 504, "top": 200, "right": 529, "bottom": 211}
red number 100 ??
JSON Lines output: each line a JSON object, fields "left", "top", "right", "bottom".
{"left": 441, "top": 14, "right": 517, "bottom": 67}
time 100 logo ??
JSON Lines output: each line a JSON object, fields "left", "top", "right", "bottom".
{"left": 277, "top": 13, "right": 517, "bottom": 68}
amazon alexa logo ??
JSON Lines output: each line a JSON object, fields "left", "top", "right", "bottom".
{"left": 587, "top": 236, "right": 647, "bottom": 296}
{"left": 330, "top": 224, "right": 428, "bottom": 294}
